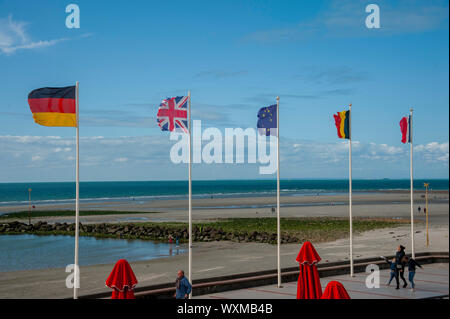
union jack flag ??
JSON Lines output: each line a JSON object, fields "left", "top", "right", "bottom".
{"left": 156, "top": 96, "right": 189, "bottom": 133}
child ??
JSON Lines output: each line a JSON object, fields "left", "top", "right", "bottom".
{"left": 403, "top": 256, "right": 422, "bottom": 291}
{"left": 382, "top": 256, "right": 399, "bottom": 288}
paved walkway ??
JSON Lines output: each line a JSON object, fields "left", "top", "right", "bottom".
{"left": 196, "top": 263, "right": 449, "bottom": 299}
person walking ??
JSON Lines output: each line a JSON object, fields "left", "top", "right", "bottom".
{"left": 174, "top": 270, "right": 192, "bottom": 299}
{"left": 403, "top": 256, "right": 423, "bottom": 291}
{"left": 382, "top": 257, "right": 399, "bottom": 287}
{"left": 418, "top": 206, "right": 421, "bottom": 214}
{"left": 395, "top": 245, "right": 408, "bottom": 288}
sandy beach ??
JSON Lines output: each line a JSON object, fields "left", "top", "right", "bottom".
{"left": 0, "top": 191, "right": 448, "bottom": 298}
{"left": 2, "top": 192, "right": 449, "bottom": 225}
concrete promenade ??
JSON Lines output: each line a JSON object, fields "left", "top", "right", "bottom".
{"left": 196, "top": 263, "right": 449, "bottom": 299}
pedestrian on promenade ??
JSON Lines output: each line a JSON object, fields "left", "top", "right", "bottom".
{"left": 175, "top": 236, "right": 180, "bottom": 247}
{"left": 383, "top": 257, "right": 399, "bottom": 287}
{"left": 418, "top": 206, "right": 421, "bottom": 214}
{"left": 174, "top": 270, "right": 192, "bottom": 299}
{"left": 169, "top": 234, "right": 173, "bottom": 244}
{"left": 403, "top": 256, "right": 423, "bottom": 291}
{"left": 395, "top": 245, "right": 408, "bottom": 288}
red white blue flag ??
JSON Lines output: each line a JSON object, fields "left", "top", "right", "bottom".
{"left": 156, "top": 96, "right": 188, "bottom": 133}
{"left": 399, "top": 116, "right": 411, "bottom": 144}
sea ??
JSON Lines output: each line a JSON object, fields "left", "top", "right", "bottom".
{"left": 0, "top": 179, "right": 448, "bottom": 208}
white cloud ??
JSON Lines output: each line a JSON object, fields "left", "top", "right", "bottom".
{"left": 0, "top": 15, "right": 67, "bottom": 55}
{"left": 0, "top": 135, "right": 447, "bottom": 181}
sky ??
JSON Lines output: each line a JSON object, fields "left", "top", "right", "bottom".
{"left": 0, "top": 0, "right": 448, "bottom": 182}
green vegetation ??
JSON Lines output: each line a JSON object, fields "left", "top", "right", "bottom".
{"left": 1, "top": 217, "right": 410, "bottom": 244}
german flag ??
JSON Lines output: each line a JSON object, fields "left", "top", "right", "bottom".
{"left": 333, "top": 110, "right": 350, "bottom": 139}
{"left": 28, "top": 86, "right": 77, "bottom": 127}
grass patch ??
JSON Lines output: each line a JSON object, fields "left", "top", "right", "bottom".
{"left": 1, "top": 217, "right": 410, "bottom": 244}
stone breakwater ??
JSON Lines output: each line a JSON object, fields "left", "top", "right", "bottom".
{"left": 0, "top": 221, "right": 300, "bottom": 244}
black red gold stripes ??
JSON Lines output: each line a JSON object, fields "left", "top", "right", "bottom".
{"left": 28, "top": 86, "right": 77, "bottom": 127}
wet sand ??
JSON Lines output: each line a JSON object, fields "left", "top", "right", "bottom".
{"left": 1, "top": 192, "right": 448, "bottom": 226}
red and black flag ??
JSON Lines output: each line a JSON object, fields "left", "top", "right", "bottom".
{"left": 28, "top": 86, "right": 77, "bottom": 127}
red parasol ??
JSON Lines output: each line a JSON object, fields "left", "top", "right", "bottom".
{"left": 321, "top": 281, "right": 351, "bottom": 299}
{"left": 105, "top": 259, "right": 138, "bottom": 299}
{"left": 296, "top": 241, "right": 322, "bottom": 299}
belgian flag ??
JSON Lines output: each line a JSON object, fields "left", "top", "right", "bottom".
{"left": 28, "top": 86, "right": 77, "bottom": 127}
{"left": 333, "top": 110, "right": 350, "bottom": 139}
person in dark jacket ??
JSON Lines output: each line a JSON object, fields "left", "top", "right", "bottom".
{"left": 403, "top": 256, "right": 422, "bottom": 290}
{"left": 174, "top": 270, "right": 192, "bottom": 299}
{"left": 395, "top": 245, "right": 408, "bottom": 288}
{"left": 382, "top": 257, "right": 399, "bottom": 287}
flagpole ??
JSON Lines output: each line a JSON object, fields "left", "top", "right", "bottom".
{"left": 276, "top": 96, "right": 281, "bottom": 288}
{"left": 74, "top": 81, "right": 80, "bottom": 299}
{"left": 188, "top": 91, "right": 193, "bottom": 298}
{"left": 410, "top": 108, "right": 415, "bottom": 259}
{"left": 349, "top": 103, "right": 353, "bottom": 277}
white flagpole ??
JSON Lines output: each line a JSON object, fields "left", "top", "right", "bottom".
{"left": 349, "top": 103, "right": 354, "bottom": 277}
{"left": 74, "top": 81, "right": 80, "bottom": 299}
{"left": 410, "top": 108, "right": 415, "bottom": 259}
{"left": 188, "top": 91, "right": 193, "bottom": 298}
{"left": 276, "top": 96, "right": 281, "bottom": 288}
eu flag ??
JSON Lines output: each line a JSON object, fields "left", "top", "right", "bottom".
{"left": 257, "top": 104, "right": 277, "bottom": 136}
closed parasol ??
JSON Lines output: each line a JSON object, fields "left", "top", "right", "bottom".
{"left": 321, "top": 281, "right": 351, "bottom": 299}
{"left": 105, "top": 259, "right": 138, "bottom": 299}
{"left": 296, "top": 241, "right": 322, "bottom": 299}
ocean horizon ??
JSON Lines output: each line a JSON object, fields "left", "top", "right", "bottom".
{"left": 0, "top": 179, "right": 447, "bottom": 208}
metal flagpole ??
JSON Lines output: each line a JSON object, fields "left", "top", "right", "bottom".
{"left": 410, "top": 108, "right": 415, "bottom": 259}
{"left": 188, "top": 91, "right": 192, "bottom": 298}
{"left": 349, "top": 103, "right": 354, "bottom": 277}
{"left": 74, "top": 81, "right": 80, "bottom": 299}
{"left": 276, "top": 96, "right": 281, "bottom": 288}
{"left": 424, "top": 183, "right": 429, "bottom": 246}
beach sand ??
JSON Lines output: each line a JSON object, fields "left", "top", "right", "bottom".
{"left": 1, "top": 192, "right": 448, "bottom": 225}
{"left": 0, "top": 192, "right": 448, "bottom": 299}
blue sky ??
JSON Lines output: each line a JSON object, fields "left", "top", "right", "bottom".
{"left": 0, "top": 0, "right": 448, "bottom": 182}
